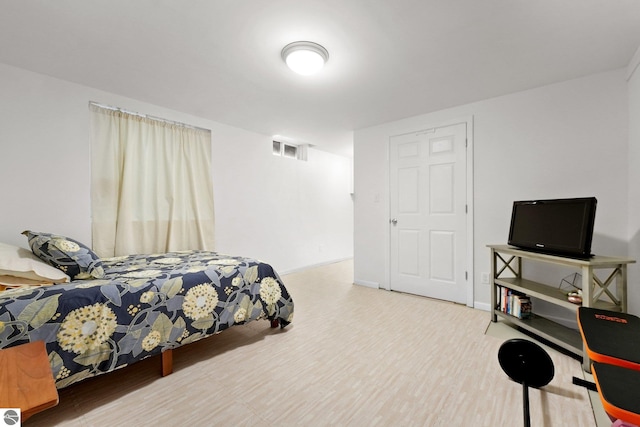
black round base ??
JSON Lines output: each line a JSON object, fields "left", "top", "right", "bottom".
{"left": 498, "top": 338, "right": 555, "bottom": 388}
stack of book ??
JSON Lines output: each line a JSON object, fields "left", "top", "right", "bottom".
{"left": 497, "top": 286, "right": 531, "bottom": 319}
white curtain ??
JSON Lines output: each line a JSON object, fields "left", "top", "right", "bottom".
{"left": 90, "top": 104, "right": 215, "bottom": 257}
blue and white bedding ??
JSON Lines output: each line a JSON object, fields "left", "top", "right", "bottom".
{"left": 0, "top": 250, "right": 294, "bottom": 388}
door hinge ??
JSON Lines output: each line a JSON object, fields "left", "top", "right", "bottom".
{"left": 465, "top": 204, "right": 468, "bottom": 214}
{"left": 465, "top": 271, "right": 468, "bottom": 280}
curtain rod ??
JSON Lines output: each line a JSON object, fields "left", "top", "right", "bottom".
{"left": 89, "top": 101, "right": 211, "bottom": 133}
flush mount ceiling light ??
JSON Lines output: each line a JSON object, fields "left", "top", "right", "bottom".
{"left": 281, "top": 41, "right": 329, "bottom": 76}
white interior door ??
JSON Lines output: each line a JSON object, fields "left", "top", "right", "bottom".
{"left": 389, "top": 123, "right": 467, "bottom": 303}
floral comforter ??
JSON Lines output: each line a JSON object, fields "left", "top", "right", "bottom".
{"left": 0, "top": 251, "right": 294, "bottom": 388}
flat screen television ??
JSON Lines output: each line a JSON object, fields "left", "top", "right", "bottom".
{"left": 507, "top": 197, "right": 597, "bottom": 258}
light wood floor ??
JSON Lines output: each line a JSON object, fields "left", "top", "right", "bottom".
{"left": 27, "top": 260, "right": 603, "bottom": 426}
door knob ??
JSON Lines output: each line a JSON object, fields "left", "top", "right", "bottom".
{"left": 390, "top": 218, "right": 398, "bottom": 225}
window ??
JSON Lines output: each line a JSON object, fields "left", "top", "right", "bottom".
{"left": 90, "top": 102, "right": 215, "bottom": 257}
{"left": 283, "top": 143, "right": 298, "bottom": 159}
{"left": 273, "top": 140, "right": 282, "bottom": 155}
{"left": 272, "top": 140, "right": 300, "bottom": 159}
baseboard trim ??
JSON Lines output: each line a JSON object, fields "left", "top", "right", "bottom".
{"left": 353, "top": 279, "right": 380, "bottom": 288}
{"left": 279, "top": 257, "right": 353, "bottom": 276}
{"left": 474, "top": 302, "right": 491, "bottom": 312}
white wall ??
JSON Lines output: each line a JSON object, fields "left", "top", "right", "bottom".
{"left": 628, "top": 47, "right": 640, "bottom": 315}
{"left": 0, "top": 62, "right": 353, "bottom": 274}
{"left": 354, "top": 69, "right": 630, "bottom": 312}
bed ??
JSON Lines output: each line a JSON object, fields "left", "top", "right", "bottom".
{"left": 0, "top": 232, "right": 294, "bottom": 389}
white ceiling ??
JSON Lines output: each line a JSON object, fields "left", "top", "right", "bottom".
{"left": 1, "top": 1, "right": 640, "bottom": 158}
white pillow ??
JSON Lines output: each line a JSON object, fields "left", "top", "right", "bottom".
{"left": 0, "top": 242, "right": 70, "bottom": 283}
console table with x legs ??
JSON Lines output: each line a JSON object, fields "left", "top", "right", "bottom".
{"left": 488, "top": 244, "right": 635, "bottom": 371}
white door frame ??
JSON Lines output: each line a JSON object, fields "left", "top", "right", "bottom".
{"left": 383, "top": 116, "right": 474, "bottom": 307}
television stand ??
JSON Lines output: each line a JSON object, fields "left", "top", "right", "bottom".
{"left": 488, "top": 244, "right": 635, "bottom": 371}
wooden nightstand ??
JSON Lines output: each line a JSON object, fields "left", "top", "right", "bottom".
{"left": 0, "top": 340, "right": 59, "bottom": 421}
